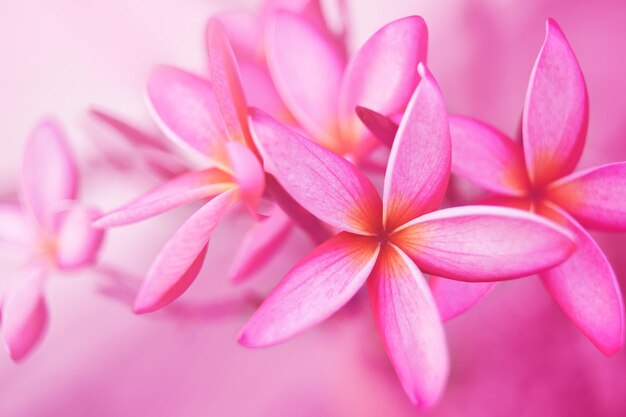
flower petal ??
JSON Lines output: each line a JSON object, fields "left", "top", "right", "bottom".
{"left": 537, "top": 203, "right": 624, "bottom": 355}
{"left": 146, "top": 65, "right": 229, "bottom": 165}
{"left": 22, "top": 119, "right": 78, "bottom": 226}
{"left": 429, "top": 277, "right": 496, "bottom": 321}
{"left": 207, "top": 20, "right": 253, "bottom": 148}
{"left": 236, "top": 58, "right": 291, "bottom": 122}
{"left": 250, "top": 109, "right": 382, "bottom": 235}
{"left": 392, "top": 205, "right": 575, "bottom": 281}
{"left": 368, "top": 244, "right": 448, "bottom": 408}
{"left": 94, "top": 169, "right": 234, "bottom": 228}
{"left": 522, "top": 19, "right": 588, "bottom": 186}
{"left": 547, "top": 162, "right": 626, "bottom": 231}
{"left": 53, "top": 205, "right": 105, "bottom": 269}
{"left": 383, "top": 65, "right": 451, "bottom": 230}
{"left": 229, "top": 205, "right": 292, "bottom": 283}
{"left": 266, "top": 11, "right": 344, "bottom": 150}
{"left": 338, "top": 16, "right": 427, "bottom": 144}
{"left": 1, "top": 264, "right": 48, "bottom": 362}
{"left": 355, "top": 106, "right": 398, "bottom": 149}
{"left": 450, "top": 115, "right": 529, "bottom": 196}
{"left": 133, "top": 189, "right": 237, "bottom": 313}
{"left": 225, "top": 142, "right": 264, "bottom": 213}
{"left": 239, "top": 232, "right": 379, "bottom": 346}
{"left": 213, "top": 11, "right": 263, "bottom": 62}
{"left": 0, "top": 202, "right": 33, "bottom": 247}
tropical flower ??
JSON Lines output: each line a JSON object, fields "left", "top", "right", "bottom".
{"left": 0, "top": 119, "right": 104, "bottom": 361}
{"left": 238, "top": 65, "right": 575, "bottom": 407}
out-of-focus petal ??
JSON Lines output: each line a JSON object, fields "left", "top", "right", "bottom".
{"left": 450, "top": 116, "right": 529, "bottom": 196}
{"left": 213, "top": 12, "right": 263, "bottom": 62}
{"left": 53, "top": 205, "right": 104, "bottom": 269}
{"left": 225, "top": 142, "right": 264, "bottom": 213}
{"left": 237, "top": 58, "right": 291, "bottom": 122}
{"left": 429, "top": 277, "right": 496, "bottom": 321}
{"left": 0, "top": 202, "right": 33, "bottom": 247}
{"left": 538, "top": 203, "right": 624, "bottom": 355}
{"left": 239, "top": 232, "right": 379, "bottom": 346}
{"left": 392, "top": 205, "right": 575, "bottom": 281}
{"left": 229, "top": 205, "right": 292, "bottom": 283}
{"left": 547, "top": 162, "right": 626, "bottom": 231}
{"left": 22, "top": 119, "right": 78, "bottom": 226}
{"left": 523, "top": 19, "right": 588, "bottom": 186}
{"left": 133, "top": 189, "right": 237, "bottom": 314}
{"left": 266, "top": 11, "right": 344, "bottom": 150}
{"left": 250, "top": 109, "right": 382, "bottom": 235}
{"left": 338, "top": 16, "right": 427, "bottom": 144}
{"left": 146, "top": 65, "right": 229, "bottom": 165}
{"left": 94, "top": 169, "right": 234, "bottom": 228}
{"left": 1, "top": 264, "right": 48, "bottom": 362}
{"left": 207, "top": 20, "right": 253, "bottom": 148}
{"left": 355, "top": 106, "right": 398, "bottom": 149}
{"left": 383, "top": 65, "right": 451, "bottom": 230}
{"left": 368, "top": 244, "right": 448, "bottom": 408}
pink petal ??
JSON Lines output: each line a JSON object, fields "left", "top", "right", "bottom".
{"left": 21, "top": 119, "right": 78, "bottom": 226}
{"left": 392, "top": 205, "right": 575, "bottom": 281}
{"left": 225, "top": 142, "right": 264, "bottom": 213}
{"left": 355, "top": 106, "right": 398, "bottom": 149}
{"left": 450, "top": 115, "right": 530, "bottom": 196}
{"left": 90, "top": 108, "right": 170, "bottom": 151}
{"left": 537, "top": 203, "right": 624, "bottom": 355}
{"left": 383, "top": 65, "right": 451, "bottom": 230}
{"left": 206, "top": 20, "right": 253, "bottom": 148}
{"left": 134, "top": 189, "right": 237, "bottom": 313}
{"left": 523, "top": 19, "right": 588, "bottom": 187}
{"left": 1, "top": 264, "right": 48, "bottom": 361}
{"left": 213, "top": 12, "right": 263, "bottom": 62}
{"left": 429, "top": 277, "right": 496, "bottom": 321}
{"left": 239, "top": 232, "right": 379, "bottom": 346}
{"left": 236, "top": 58, "right": 292, "bottom": 122}
{"left": 53, "top": 205, "right": 105, "bottom": 269}
{"left": 266, "top": 11, "right": 344, "bottom": 151}
{"left": 94, "top": 169, "right": 234, "bottom": 228}
{"left": 229, "top": 205, "right": 292, "bottom": 283}
{"left": 368, "top": 244, "right": 448, "bottom": 408}
{"left": 146, "top": 65, "right": 229, "bottom": 165}
{"left": 250, "top": 109, "right": 382, "bottom": 235}
{"left": 338, "top": 16, "right": 427, "bottom": 144}
{"left": 547, "top": 162, "right": 626, "bottom": 231}
{"left": 0, "top": 202, "right": 33, "bottom": 247}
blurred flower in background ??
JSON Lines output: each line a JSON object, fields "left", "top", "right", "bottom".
{"left": 0, "top": 0, "right": 625, "bottom": 416}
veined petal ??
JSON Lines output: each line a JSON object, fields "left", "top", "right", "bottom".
{"left": 547, "top": 162, "right": 626, "bottom": 231}
{"left": 146, "top": 65, "right": 229, "bottom": 165}
{"left": 250, "top": 109, "right": 382, "bottom": 235}
{"left": 392, "top": 205, "right": 575, "bottom": 281}
{"left": 266, "top": 11, "right": 344, "bottom": 150}
{"left": 0, "top": 202, "right": 33, "bottom": 247}
{"left": 239, "top": 232, "right": 379, "bottom": 346}
{"left": 1, "top": 264, "right": 48, "bottom": 362}
{"left": 53, "top": 205, "right": 104, "bottom": 269}
{"left": 207, "top": 20, "right": 253, "bottom": 148}
{"left": 429, "top": 277, "right": 496, "bottom": 321}
{"left": 368, "top": 244, "right": 448, "bottom": 408}
{"left": 338, "top": 16, "right": 427, "bottom": 144}
{"left": 383, "top": 65, "right": 451, "bottom": 230}
{"left": 22, "top": 119, "right": 78, "bottom": 226}
{"left": 450, "top": 116, "right": 529, "bottom": 196}
{"left": 355, "top": 106, "right": 398, "bottom": 149}
{"left": 538, "top": 203, "right": 624, "bottom": 355}
{"left": 229, "top": 205, "right": 292, "bottom": 283}
{"left": 94, "top": 169, "right": 234, "bottom": 228}
{"left": 523, "top": 19, "right": 588, "bottom": 186}
{"left": 225, "top": 142, "right": 264, "bottom": 213}
{"left": 134, "top": 189, "right": 237, "bottom": 313}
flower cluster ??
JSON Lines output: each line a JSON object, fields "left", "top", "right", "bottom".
{"left": 1, "top": 0, "right": 624, "bottom": 409}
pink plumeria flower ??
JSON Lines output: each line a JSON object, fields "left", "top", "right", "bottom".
{"left": 0, "top": 119, "right": 104, "bottom": 361}
{"left": 238, "top": 65, "right": 575, "bottom": 407}
{"left": 266, "top": 11, "right": 427, "bottom": 158}
{"left": 425, "top": 20, "right": 626, "bottom": 355}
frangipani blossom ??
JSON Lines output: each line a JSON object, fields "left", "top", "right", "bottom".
{"left": 239, "top": 65, "right": 575, "bottom": 407}
{"left": 266, "top": 10, "right": 427, "bottom": 158}
{"left": 424, "top": 20, "right": 625, "bottom": 355}
{"left": 0, "top": 119, "right": 104, "bottom": 361}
